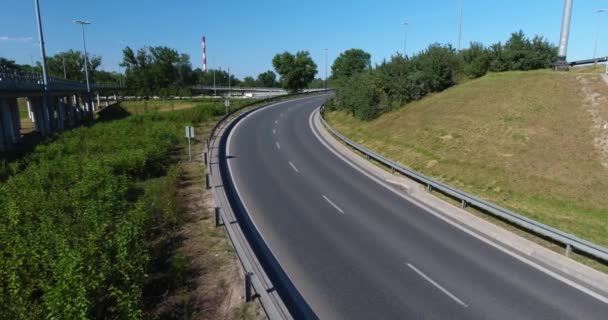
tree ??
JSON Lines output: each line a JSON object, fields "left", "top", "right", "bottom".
{"left": 121, "top": 46, "right": 197, "bottom": 96}
{"left": 45, "top": 50, "right": 102, "bottom": 82}
{"left": 241, "top": 76, "right": 257, "bottom": 87}
{"left": 331, "top": 49, "right": 371, "bottom": 79}
{"left": 257, "top": 70, "right": 277, "bottom": 87}
{"left": 461, "top": 42, "right": 491, "bottom": 78}
{"left": 272, "top": 51, "right": 317, "bottom": 92}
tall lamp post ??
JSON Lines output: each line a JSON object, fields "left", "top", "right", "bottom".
{"left": 402, "top": 22, "right": 409, "bottom": 56}
{"left": 593, "top": 9, "right": 607, "bottom": 65}
{"left": 458, "top": 0, "right": 463, "bottom": 51}
{"left": 74, "top": 20, "right": 91, "bottom": 92}
{"left": 324, "top": 48, "right": 328, "bottom": 90}
{"left": 34, "top": 0, "right": 51, "bottom": 135}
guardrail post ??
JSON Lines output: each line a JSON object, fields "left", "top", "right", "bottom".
{"left": 461, "top": 200, "right": 467, "bottom": 209}
{"left": 391, "top": 166, "right": 395, "bottom": 174}
{"left": 365, "top": 153, "right": 370, "bottom": 160}
{"left": 427, "top": 184, "right": 432, "bottom": 193}
{"left": 205, "top": 173, "right": 210, "bottom": 189}
{"left": 245, "top": 272, "right": 254, "bottom": 302}
{"left": 565, "top": 244, "right": 572, "bottom": 257}
{"left": 215, "top": 207, "right": 223, "bottom": 227}
{"left": 204, "top": 151, "right": 208, "bottom": 165}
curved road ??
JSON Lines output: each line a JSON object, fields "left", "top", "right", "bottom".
{"left": 226, "top": 95, "right": 608, "bottom": 319}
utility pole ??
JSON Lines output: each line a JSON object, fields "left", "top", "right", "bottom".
{"left": 62, "top": 54, "right": 67, "bottom": 79}
{"left": 324, "top": 48, "right": 328, "bottom": 90}
{"left": 74, "top": 20, "right": 91, "bottom": 92}
{"left": 458, "top": 0, "right": 463, "bottom": 51}
{"left": 593, "top": 9, "right": 607, "bottom": 65}
{"left": 213, "top": 69, "right": 217, "bottom": 96}
{"left": 228, "top": 67, "right": 231, "bottom": 97}
{"left": 556, "top": 0, "right": 574, "bottom": 71}
{"left": 402, "top": 22, "right": 409, "bottom": 56}
{"left": 34, "top": 0, "right": 50, "bottom": 135}
{"left": 34, "top": 0, "right": 49, "bottom": 91}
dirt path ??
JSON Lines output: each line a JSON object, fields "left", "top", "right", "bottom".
{"left": 145, "top": 121, "right": 264, "bottom": 320}
{"left": 578, "top": 75, "right": 608, "bottom": 168}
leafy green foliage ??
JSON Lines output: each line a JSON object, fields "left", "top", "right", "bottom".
{"left": 0, "top": 104, "right": 219, "bottom": 319}
{"left": 272, "top": 51, "right": 317, "bottom": 92}
{"left": 256, "top": 70, "right": 278, "bottom": 87}
{"left": 331, "top": 31, "right": 558, "bottom": 121}
{"left": 121, "top": 46, "right": 196, "bottom": 97}
{"left": 331, "top": 48, "right": 371, "bottom": 79}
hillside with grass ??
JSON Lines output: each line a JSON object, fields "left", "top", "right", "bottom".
{"left": 326, "top": 70, "right": 608, "bottom": 247}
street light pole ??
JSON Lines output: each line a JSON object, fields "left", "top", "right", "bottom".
{"left": 34, "top": 0, "right": 49, "bottom": 90}
{"left": 594, "top": 9, "right": 607, "bottom": 65}
{"left": 324, "top": 48, "right": 328, "bottom": 90}
{"left": 62, "top": 54, "right": 67, "bottom": 79}
{"left": 402, "top": 22, "right": 409, "bottom": 56}
{"left": 74, "top": 20, "right": 91, "bottom": 93}
{"left": 458, "top": 0, "right": 463, "bottom": 51}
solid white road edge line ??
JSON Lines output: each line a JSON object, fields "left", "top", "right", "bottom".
{"left": 322, "top": 195, "right": 344, "bottom": 214}
{"left": 406, "top": 263, "right": 469, "bottom": 308}
{"left": 308, "top": 109, "right": 608, "bottom": 305}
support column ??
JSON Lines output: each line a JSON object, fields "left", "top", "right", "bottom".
{"left": 65, "top": 95, "right": 74, "bottom": 128}
{"left": 104, "top": 96, "right": 109, "bottom": 107}
{"left": 0, "top": 97, "right": 21, "bottom": 147}
{"left": 56, "top": 96, "right": 65, "bottom": 131}
{"left": 85, "top": 94, "right": 94, "bottom": 121}
{"left": 73, "top": 95, "right": 82, "bottom": 123}
{"left": 0, "top": 99, "right": 7, "bottom": 152}
{"left": 30, "top": 96, "right": 50, "bottom": 136}
{"left": 26, "top": 97, "right": 35, "bottom": 122}
{"left": 95, "top": 93, "right": 100, "bottom": 112}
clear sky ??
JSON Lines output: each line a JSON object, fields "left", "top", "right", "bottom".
{"left": 1, "top": 0, "right": 607, "bottom": 79}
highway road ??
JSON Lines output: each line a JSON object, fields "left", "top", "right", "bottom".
{"left": 225, "top": 95, "right": 608, "bottom": 319}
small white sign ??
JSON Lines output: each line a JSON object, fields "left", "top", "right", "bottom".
{"left": 224, "top": 99, "right": 231, "bottom": 107}
{"left": 185, "top": 126, "right": 195, "bottom": 138}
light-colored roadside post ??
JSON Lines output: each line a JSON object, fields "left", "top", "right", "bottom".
{"left": 185, "top": 125, "right": 195, "bottom": 161}
{"left": 224, "top": 98, "right": 230, "bottom": 115}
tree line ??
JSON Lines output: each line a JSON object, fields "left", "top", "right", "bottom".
{"left": 328, "top": 30, "right": 558, "bottom": 120}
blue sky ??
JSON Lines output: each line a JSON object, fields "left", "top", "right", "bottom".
{"left": 1, "top": 0, "right": 607, "bottom": 79}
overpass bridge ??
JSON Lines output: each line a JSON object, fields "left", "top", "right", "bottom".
{"left": 0, "top": 68, "right": 122, "bottom": 152}
{"left": 192, "top": 85, "right": 326, "bottom": 97}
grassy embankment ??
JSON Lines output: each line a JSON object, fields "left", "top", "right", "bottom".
{"left": 326, "top": 70, "right": 608, "bottom": 257}
{"left": 0, "top": 99, "right": 260, "bottom": 319}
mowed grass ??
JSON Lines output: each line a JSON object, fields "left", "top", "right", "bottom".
{"left": 326, "top": 70, "right": 608, "bottom": 247}
{"left": 119, "top": 98, "right": 256, "bottom": 114}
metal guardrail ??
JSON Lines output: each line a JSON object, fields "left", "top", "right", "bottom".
{"left": 569, "top": 57, "right": 608, "bottom": 66}
{"left": 0, "top": 67, "right": 122, "bottom": 92}
{"left": 318, "top": 105, "right": 608, "bottom": 264}
{"left": 207, "top": 91, "right": 330, "bottom": 319}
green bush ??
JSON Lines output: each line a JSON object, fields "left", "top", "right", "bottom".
{"left": 0, "top": 104, "right": 213, "bottom": 319}
{"left": 331, "top": 31, "right": 557, "bottom": 120}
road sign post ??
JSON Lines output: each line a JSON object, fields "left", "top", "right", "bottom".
{"left": 185, "top": 126, "right": 195, "bottom": 161}
{"left": 224, "top": 99, "right": 230, "bottom": 115}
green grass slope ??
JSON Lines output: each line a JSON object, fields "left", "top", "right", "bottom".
{"left": 327, "top": 70, "right": 608, "bottom": 247}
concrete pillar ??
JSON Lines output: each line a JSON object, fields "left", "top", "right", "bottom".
{"left": 56, "top": 96, "right": 65, "bottom": 131}
{"left": 84, "top": 94, "right": 94, "bottom": 121}
{"left": 113, "top": 93, "right": 117, "bottom": 101}
{"left": 95, "top": 93, "right": 100, "bottom": 111}
{"left": 30, "top": 96, "right": 50, "bottom": 136}
{"left": 73, "top": 95, "right": 81, "bottom": 122}
{"left": 0, "top": 97, "right": 21, "bottom": 147}
{"left": 104, "top": 96, "right": 109, "bottom": 107}
{"left": 26, "top": 97, "right": 35, "bottom": 122}
{"left": 65, "top": 96, "right": 74, "bottom": 127}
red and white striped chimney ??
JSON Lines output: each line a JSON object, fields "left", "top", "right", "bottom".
{"left": 202, "top": 36, "right": 207, "bottom": 72}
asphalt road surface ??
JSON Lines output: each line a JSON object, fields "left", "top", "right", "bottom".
{"left": 226, "top": 95, "right": 608, "bottom": 319}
